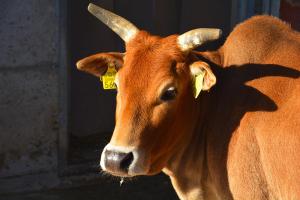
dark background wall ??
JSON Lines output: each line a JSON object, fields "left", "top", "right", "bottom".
{"left": 0, "top": 0, "right": 59, "bottom": 179}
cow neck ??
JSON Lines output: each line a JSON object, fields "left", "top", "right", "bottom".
{"left": 162, "top": 53, "right": 220, "bottom": 199}
{"left": 163, "top": 89, "right": 216, "bottom": 199}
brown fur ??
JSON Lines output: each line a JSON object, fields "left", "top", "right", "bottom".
{"left": 77, "top": 16, "right": 300, "bottom": 200}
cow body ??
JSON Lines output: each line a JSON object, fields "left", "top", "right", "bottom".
{"left": 168, "top": 16, "right": 300, "bottom": 200}
{"left": 77, "top": 5, "right": 300, "bottom": 199}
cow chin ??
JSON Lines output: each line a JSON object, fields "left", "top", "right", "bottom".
{"left": 100, "top": 143, "right": 150, "bottom": 177}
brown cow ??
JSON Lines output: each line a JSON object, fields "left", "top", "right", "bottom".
{"left": 76, "top": 3, "right": 300, "bottom": 200}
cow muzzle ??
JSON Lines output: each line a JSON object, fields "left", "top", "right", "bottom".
{"left": 100, "top": 144, "right": 148, "bottom": 177}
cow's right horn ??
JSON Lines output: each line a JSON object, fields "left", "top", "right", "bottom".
{"left": 88, "top": 3, "right": 139, "bottom": 43}
{"left": 177, "top": 28, "right": 222, "bottom": 52}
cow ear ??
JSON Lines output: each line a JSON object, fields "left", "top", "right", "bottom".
{"left": 190, "top": 61, "right": 216, "bottom": 90}
{"left": 76, "top": 52, "right": 124, "bottom": 77}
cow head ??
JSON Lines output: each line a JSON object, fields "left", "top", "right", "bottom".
{"left": 76, "top": 4, "right": 221, "bottom": 177}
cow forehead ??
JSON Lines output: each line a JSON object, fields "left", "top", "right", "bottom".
{"left": 124, "top": 31, "right": 184, "bottom": 70}
{"left": 118, "top": 31, "right": 186, "bottom": 91}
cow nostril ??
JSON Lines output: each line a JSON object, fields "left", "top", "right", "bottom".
{"left": 120, "top": 152, "right": 134, "bottom": 171}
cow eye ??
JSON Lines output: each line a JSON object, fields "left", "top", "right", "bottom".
{"left": 160, "top": 87, "right": 177, "bottom": 101}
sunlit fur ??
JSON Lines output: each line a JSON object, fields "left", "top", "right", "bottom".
{"left": 77, "top": 16, "right": 300, "bottom": 200}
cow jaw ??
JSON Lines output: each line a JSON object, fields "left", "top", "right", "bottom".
{"left": 100, "top": 143, "right": 149, "bottom": 177}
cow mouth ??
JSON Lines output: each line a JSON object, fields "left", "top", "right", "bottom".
{"left": 103, "top": 170, "right": 134, "bottom": 178}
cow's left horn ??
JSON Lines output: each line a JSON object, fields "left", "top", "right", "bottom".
{"left": 178, "top": 28, "right": 222, "bottom": 51}
{"left": 88, "top": 3, "right": 139, "bottom": 43}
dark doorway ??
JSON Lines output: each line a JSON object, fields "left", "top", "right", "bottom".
{"left": 65, "top": 0, "right": 231, "bottom": 198}
{"left": 67, "top": 0, "right": 231, "bottom": 169}
{"left": 69, "top": 0, "right": 118, "bottom": 166}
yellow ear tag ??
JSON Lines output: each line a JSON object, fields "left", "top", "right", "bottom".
{"left": 193, "top": 71, "right": 205, "bottom": 98}
{"left": 101, "top": 63, "right": 117, "bottom": 90}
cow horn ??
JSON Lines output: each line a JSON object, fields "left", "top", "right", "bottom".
{"left": 88, "top": 3, "right": 139, "bottom": 43}
{"left": 177, "top": 28, "right": 222, "bottom": 51}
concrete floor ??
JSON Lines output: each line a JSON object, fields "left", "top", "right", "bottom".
{"left": 2, "top": 174, "right": 178, "bottom": 200}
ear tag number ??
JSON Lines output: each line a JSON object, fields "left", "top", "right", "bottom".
{"left": 101, "top": 63, "right": 117, "bottom": 90}
{"left": 193, "top": 70, "right": 205, "bottom": 98}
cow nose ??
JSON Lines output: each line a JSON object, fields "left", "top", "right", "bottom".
{"left": 104, "top": 150, "right": 134, "bottom": 173}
